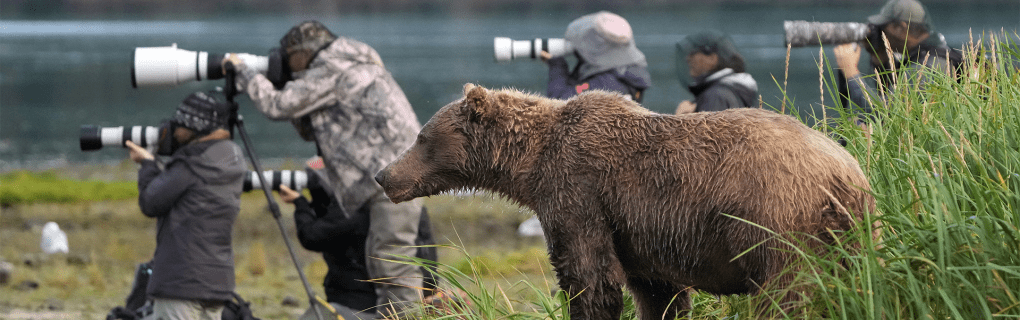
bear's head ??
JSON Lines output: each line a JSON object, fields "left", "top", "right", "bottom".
{"left": 376, "top": 83, "right": 552, "bottom": 203}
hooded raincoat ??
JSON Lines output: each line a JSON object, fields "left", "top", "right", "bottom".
{"left": 138, "top": 139, "right": 246, "bottom": 302}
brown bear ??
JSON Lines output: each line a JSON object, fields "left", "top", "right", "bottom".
{"left": 375, "top": 84, "right": 875, "bottom": 320}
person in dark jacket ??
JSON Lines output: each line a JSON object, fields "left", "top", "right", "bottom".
{"left": 125, "top": 92, "right": 246, "bottom": 320}
{"left": 832, "top": 0, "right": 961, "bottom": 127}
{"left": 543, "top": 11, "right": 651, "bottom": 102}
{"left": 280, "top": 163, "right": 440, "bottom": 320}
{"left": 675, "top": 30, "right": 759, "bottom": 114}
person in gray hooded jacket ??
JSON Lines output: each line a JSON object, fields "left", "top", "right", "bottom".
{"left": 125, "top": 91, "right": 246, "bottom": 320}
{"left": 675, "top": 30, "right": 759, "bottom": 114}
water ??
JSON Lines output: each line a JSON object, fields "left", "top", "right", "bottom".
{"left": 2, "top": 4, "right": 1017, "bottom": 170}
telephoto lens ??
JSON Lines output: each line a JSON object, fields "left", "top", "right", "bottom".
{"left": 80, "top": 125, "right": 159, "bottom": 151}
{"left": 493, "top": 37, "right": 573, "bottom": 62}
{"left": 784, "top": 21, "right": 871, "bottom": 48}
{"left": 131, "top": 44, "right": 270, "bottom": 88}
{"left": 243, "top": 169, "right": 316, "bottom": 192}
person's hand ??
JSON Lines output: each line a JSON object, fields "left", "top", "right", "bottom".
{"left": 675, "top": 100, "right": 696, "bottom": 114}
{"left": 124, "top": 140, "right": 154, "bottom": 163}
{"left": 833, "top": 43, "right": 862, "bottom": 79}
{"left": 278, "top": 185, "right": 301, "bottom": 204}
{"left": 539, "top": 50, "right": 552, "bottom": 63}
{"left": 221, "top": 53, "right": 246, "bottom": 75}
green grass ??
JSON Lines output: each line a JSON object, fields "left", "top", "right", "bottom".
{"left": 0, "top": 170, "right": 139, "bottom": 206}
{"left": 0, "top": 178, "right": 545, "bottom": 319}
{"left": 789, "top": 34, "right": 1020, "bottom": 319}
{"left": 3, "top": 35, "right": 1020, "bottom": 320}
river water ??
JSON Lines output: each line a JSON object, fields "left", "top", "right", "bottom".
{"left": 2, "top": 4, "right": 1017, "bottom": 170}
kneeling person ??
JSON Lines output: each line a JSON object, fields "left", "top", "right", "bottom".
{"left": 279, "top": 163, "right": 439, "bottom": 319}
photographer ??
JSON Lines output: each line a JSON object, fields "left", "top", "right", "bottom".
{"left": 222, "top": 20, "right": 424, "bottom": 317}
{"left": 277, "top": 163, "right": 441, "bottom": 320}
{"left": 674, "top": 30, "right": 759, "bottom": 114}
{"left": 833, "top": 0, "right": 961, "bottom": 125}
{"left": 126, "top": 92, "right": 246, "bottom": 320}
{"left": 542, "top": 11, "right": 651, "bottom": 102}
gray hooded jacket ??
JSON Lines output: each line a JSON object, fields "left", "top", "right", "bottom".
{"left": 137, "top": 139, "right": 246, "bottom": 302}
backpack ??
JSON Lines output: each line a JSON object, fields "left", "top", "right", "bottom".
{"left": 106, "top": 261, "right": 261, "bottom": 320}
{"left": 222, "top": 292, "right": 262, "bottom": 320}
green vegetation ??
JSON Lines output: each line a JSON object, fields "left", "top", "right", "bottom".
{"left": 0, "top": 170, "right": 138, "bottom": 206}
{"left": 792, "top": 34, "right": 1020, "bottom": 319}
{"left": 2, "top": 36, "right": 1019, "bottom": 320}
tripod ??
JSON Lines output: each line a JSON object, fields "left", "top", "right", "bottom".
{"left": 222, "top": 64, "right": 327, "bottom": 320}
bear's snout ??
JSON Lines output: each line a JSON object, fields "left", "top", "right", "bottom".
{"left": 375, "top": 167, "right": 412, "bottom": 203}
{"left": 374, "top": 170, "right": 389, "bottom": 188}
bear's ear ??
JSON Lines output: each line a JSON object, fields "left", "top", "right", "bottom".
{"left": 463, "top": 83, "right": 493, "bottom": 122}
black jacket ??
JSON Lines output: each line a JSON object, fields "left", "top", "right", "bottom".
{"left": 293, "top": 194, "right": 438, "bottom": 313}
{"left": 546, "top": 57, "right": 652, "bottom": 103}
{"left": 138, "top": 139, "right": 246, "bottom": 302}
{"left": 689, "top": 68, "right": 759, "bottom": 112}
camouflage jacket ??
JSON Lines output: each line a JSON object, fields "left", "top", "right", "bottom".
{"left": 236, "top": 37, "right": 421, "bottom": 214}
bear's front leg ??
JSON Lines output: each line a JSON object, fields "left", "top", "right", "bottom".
{"left": 544, "top": 218, "right": 626, "bottom": 320}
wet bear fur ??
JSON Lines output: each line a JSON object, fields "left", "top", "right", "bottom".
{"left": 375, "top": 84, "right": 875, "bottom": 320}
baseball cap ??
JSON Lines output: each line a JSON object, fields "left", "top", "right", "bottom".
{"left": 868, "top": 0, "right": 930, "bottom": 26}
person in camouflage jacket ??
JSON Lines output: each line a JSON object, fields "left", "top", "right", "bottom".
{"left": 225, "top": 20, "right": 424, "bottom": 317}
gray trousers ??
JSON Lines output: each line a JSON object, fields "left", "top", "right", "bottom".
{"left": 365, "top": 192, "right": 423, "bottom": 317}
{"left": 150, "top": 298, "right": 223, "bottom": 320}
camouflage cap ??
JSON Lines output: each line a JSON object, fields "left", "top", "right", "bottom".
{"left": 868, "top": 0, "right": 931, "bottom": 28}
{"left": 280, "top": 20, "right": 338, "bottom": 68}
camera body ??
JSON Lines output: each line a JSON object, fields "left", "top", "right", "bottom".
{"left": 493, "top": 37, "right": 574, "bottom": 62}
{"left": 243, "top": 169, "right": 316, "bottom": 192}
{"left": 132, "top": 44, "right": 291, "bottom": 89}
{"left": 80, "top": 125, "right": 160, "bottom": 152}
{"left": 784, "top": 20, "right": 872, "bottom": 48}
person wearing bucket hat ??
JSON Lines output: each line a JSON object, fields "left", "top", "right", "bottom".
{"left": 542, "top": 11, "right": 652, "bottom": 103}
{"left": 123, "top": 91, "right": 247, "bottom": 320}
{"left": 832, "top": 0, "right": 962, "bottom": 126}
{"left": 674, "top": 30, "right": 759, "bottom": 114}
{"left": 222, "top": 20, "right": 425, "bottom": 318}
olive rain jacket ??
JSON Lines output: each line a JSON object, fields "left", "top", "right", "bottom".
{"left": 689, "top": 68, "right": 759, "bottom": 112}
{"left": 137, "top": 139, "right": 246, "bottom": 302}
